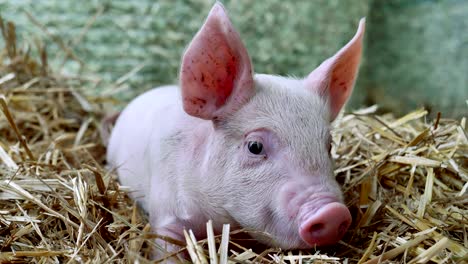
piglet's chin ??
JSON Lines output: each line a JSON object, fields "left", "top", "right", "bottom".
{"left": 258, "top": 201, "right": 351, "bottom": 249}
{"left": 251, "top": 226, "right": 310, "bottom": 250}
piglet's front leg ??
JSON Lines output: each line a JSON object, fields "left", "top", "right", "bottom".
{"left": 152, "top": 225, "right": 188, "bottom": 263}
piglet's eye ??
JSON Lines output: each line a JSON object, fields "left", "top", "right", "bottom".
{"left": 248, "top": 141, "right": 264, "bottom": 155}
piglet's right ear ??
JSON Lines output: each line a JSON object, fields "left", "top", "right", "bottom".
{"left": 180, "top": 3, "right": 254, "bottom": 120}
{"left": 305, "top": 18, "right": 365, "bottom": 121}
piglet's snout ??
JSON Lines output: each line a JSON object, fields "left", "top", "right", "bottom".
{"left": 298, "top": 202, "right": 351, "bottom": 246}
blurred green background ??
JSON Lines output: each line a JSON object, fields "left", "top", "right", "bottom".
{"left": 0, "top": 0, "right": 467, "bottom": 117}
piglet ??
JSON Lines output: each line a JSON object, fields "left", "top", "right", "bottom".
{"left": 107, "top": 2, "right": 365, "bottom": 259}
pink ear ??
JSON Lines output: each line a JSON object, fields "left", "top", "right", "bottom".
{"left": 305, "top": 18, "right": 366, "bottom": 121}
{"left": 180, "top": 3, "right": 254, "bottom": 120}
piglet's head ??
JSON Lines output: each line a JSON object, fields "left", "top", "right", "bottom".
{"left": 180, "top": 2, "right": 365, "bottom": 249}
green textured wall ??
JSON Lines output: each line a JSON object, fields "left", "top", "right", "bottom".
{"left": 1, "top": 1, "right": 466, "bottom": 117}
{"left": 0, "top": 0, "right": 369, "bottom": 101}
{"left": 357, "top": 0, "right": 468, "bottom": 117}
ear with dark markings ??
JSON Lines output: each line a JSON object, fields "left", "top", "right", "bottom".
{"left": 305, "top": 18, "right": 366, "bottom": 121}
{"left": 180, "top": 2, "right": 254, "bottom": 120}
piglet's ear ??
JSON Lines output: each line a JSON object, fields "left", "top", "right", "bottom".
{"left": 305, "top": 18, "right": 365, "bottom": 121}
{"left": 180, "top": 3, "right": 254, "bottom": 120}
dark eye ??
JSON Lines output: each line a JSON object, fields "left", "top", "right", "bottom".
{"left": 327, "top": 137, "right": 332, "bottom": 153}
{"left": 248, "top": 141, "right": 263, "bottom": 155}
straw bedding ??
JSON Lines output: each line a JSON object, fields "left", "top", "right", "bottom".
{"left": 0, "top": 18, "right": 467, "bottom": 264}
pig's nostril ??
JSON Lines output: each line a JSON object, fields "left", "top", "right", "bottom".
{"left": 309, "top": 223, "right": 324, "bottom": 234}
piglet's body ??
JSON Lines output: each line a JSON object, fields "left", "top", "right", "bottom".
{"left": 107, "top": 2, "right": 365, "bottom": 258}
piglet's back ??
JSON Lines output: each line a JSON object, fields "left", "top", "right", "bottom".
{"left": 106, "top": 85, "right": 182, "bottom": 210}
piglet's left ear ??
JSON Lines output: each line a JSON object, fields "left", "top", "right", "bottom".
{"left": 305, "top": 18, "right": 365, "bottom": 121}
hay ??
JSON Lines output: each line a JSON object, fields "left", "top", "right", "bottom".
{"left": 1, "top": 17, "right": 467, "bottom": 264}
